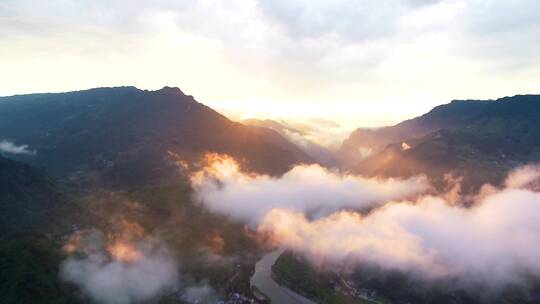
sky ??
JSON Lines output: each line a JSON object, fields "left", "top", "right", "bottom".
{"left": 1, "top": 0, "right": 540, "bottom": 128}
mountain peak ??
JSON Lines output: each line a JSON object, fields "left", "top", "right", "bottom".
{"left": 157, "top": 86, "right": 184, "bottom": 95}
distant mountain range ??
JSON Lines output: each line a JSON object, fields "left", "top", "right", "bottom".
{"left": 342, "top": 95, "right": 540, "bottom": 192}
{"left": 243, "top": 118, "right": 339, "bottom": 166}
{"left": 0, "top": 86, "right": 312, "bottom": 188}
{"left": 2, "top": 86, "right": 539, "bottom": 196}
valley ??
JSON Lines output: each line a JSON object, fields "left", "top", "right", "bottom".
{"left": 3, "top": 2, "right": 540, "bottom": 303}
{"left": 1, "top": 87, "right": 540, "bottom": 304}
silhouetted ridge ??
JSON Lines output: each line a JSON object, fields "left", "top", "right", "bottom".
{"left": 0, "top": 86, "right": 313, "bottom": 189}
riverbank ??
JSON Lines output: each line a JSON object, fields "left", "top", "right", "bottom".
{"left": 250, "top": 249, "right": 317, "bottom": 304}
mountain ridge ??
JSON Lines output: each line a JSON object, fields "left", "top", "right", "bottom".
{"left": 0, "top": 86, "right": 313, "bottom": 189}
{"left": 347, "top": 94, "right": 540, "bottom": 192}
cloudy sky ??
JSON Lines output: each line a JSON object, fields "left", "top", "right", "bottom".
{"left": 1, "top": 0, "right": 539, "bottom": 127}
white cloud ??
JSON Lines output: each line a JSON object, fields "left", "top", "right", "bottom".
{"left": 505, "top": 164, "right": 540, "bottom": 188}
{"left": 0, "top": 140, "right": 35, "bottom": 155}
{"left": 192, "top": 157, "right": 540, "bottom": 287}
{"left": 191, "top": 154, "right": 430, "bottom": 226}
{"left": 181, "top": 284, "right": 219, "bottom": 303}
{"left": 61, "top": 253, "right": 177, "bottom": 304}
{"left": 60, "top": 230, "right": 178, "bottom": 304}
{"left": 259, "top": 187, "right": 540, "bottom": 285}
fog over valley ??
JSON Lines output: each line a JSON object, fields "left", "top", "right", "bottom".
{"left": 2, "top": 1, "right": 540, "bottom": 304}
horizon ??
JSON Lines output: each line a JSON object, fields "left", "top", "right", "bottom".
{"left": 1, "top": 84, "right": 536, "bottom": 130}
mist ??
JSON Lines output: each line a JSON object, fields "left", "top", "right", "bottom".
{"left": 0, "top": 140, "right": 35, "bottom": 155}
{"left": 191, "top": 157, "right": 540, "bottom": 287}
{"left": 60, "top": 230, "right": 178, "bottom": 304}
{"left": 260, "top": 188, "right": 540, "bottom": 284}
{"left": 181, "top": 284, "right": 219, "bottom": 303}
{"left": 191, "top": 154, "right": 430, "bottom": 225}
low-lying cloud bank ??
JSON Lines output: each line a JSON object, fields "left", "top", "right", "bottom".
{"left": 0, "top": 140, "right": 35, "bottom": 155}
{"left": 191, "top": 155, "right": 540, "bottom": 287}
{"left": 260, "top": 188, "right": 540, "bottom": 284}
{"left": 60, "top": 229, "right": 178, "bottom": 304}
{"left": 191, "top": 154, "right": 429, "bottom": 225}
{"left": 181, "top": 284, "right": 219, "bottom": 303}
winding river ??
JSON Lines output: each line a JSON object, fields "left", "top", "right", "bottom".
{"left": 250, "top": 249, "right": 317, "bottom": 304}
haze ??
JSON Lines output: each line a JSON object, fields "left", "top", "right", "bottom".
{"left": 2, "top": 0, "right": 540, "bottom": 127}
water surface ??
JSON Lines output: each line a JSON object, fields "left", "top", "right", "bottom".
{"left": 250, "top": 249, "right": 317, "bottom": 304}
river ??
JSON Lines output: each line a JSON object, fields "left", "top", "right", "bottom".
{"left": 250, "top": 249, "right": 318, "bottom": 304}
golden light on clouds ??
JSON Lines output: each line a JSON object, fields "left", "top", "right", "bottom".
{"left": 107, "top": 241, "right": 143, "bottom": 263}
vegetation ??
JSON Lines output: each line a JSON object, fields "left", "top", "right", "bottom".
{"left": 0, "top": 233, "right": 80, "bottom": 304}
{"left": 2, "top": 90, "right": 540, "bottom": 303}
{"left": 0, "top": 86, "right": 312, "bottom": 302}
{"left": 0, "top": 155, "right": 80, "bottom": 237}
{"left": 0, "top": 86, "right": 312, "bottom": 189}
{"left": 274, "top": 251, "right": 540, "bottom": 304}
{"left": 273, "top": 251, "right": 377, "bottom": 304}
{"left": 349, "top": 264, "right": 540, "bottom": 304}
{"left": 351, "top": 95, "right": 540, "bottom": 193}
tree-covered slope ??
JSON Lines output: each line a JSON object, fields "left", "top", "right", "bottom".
{"left": 0, "top": 155, "right": 73, "bottom": 236}
{"left": 351, "top": 95, "right": 540, "bottom": 191}
{"left": 0, "top": 86, "right": 312, "bottom": 188}
{"left": 339, "top": 99, "right": 493, "bottom": 166}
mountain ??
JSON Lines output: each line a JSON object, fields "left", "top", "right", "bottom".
{"left": 0, "top": 232, "right": 79, "bottom": 304}
{"left": 0, "top": 144, "right": 264, "bottom": 304}
{"left": 0, "top": 86, "right": 307, "bottom": 303}
{"left": 0, "top": 156, "right": 82, "bottom": 303}
{"left": 0, "top": 155, "right": 73, "bottom": 237}
{"left": 340, "top": 99, "right": 493, "bottom": 166}
{"left": 0, "top": 86, "right": 312, "bottom": 188}
{"left": 348, "top": 95, "right": 540, "bottom": 192}
{"left": 273, "top": 250, "right": 540, "bottom": 304}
